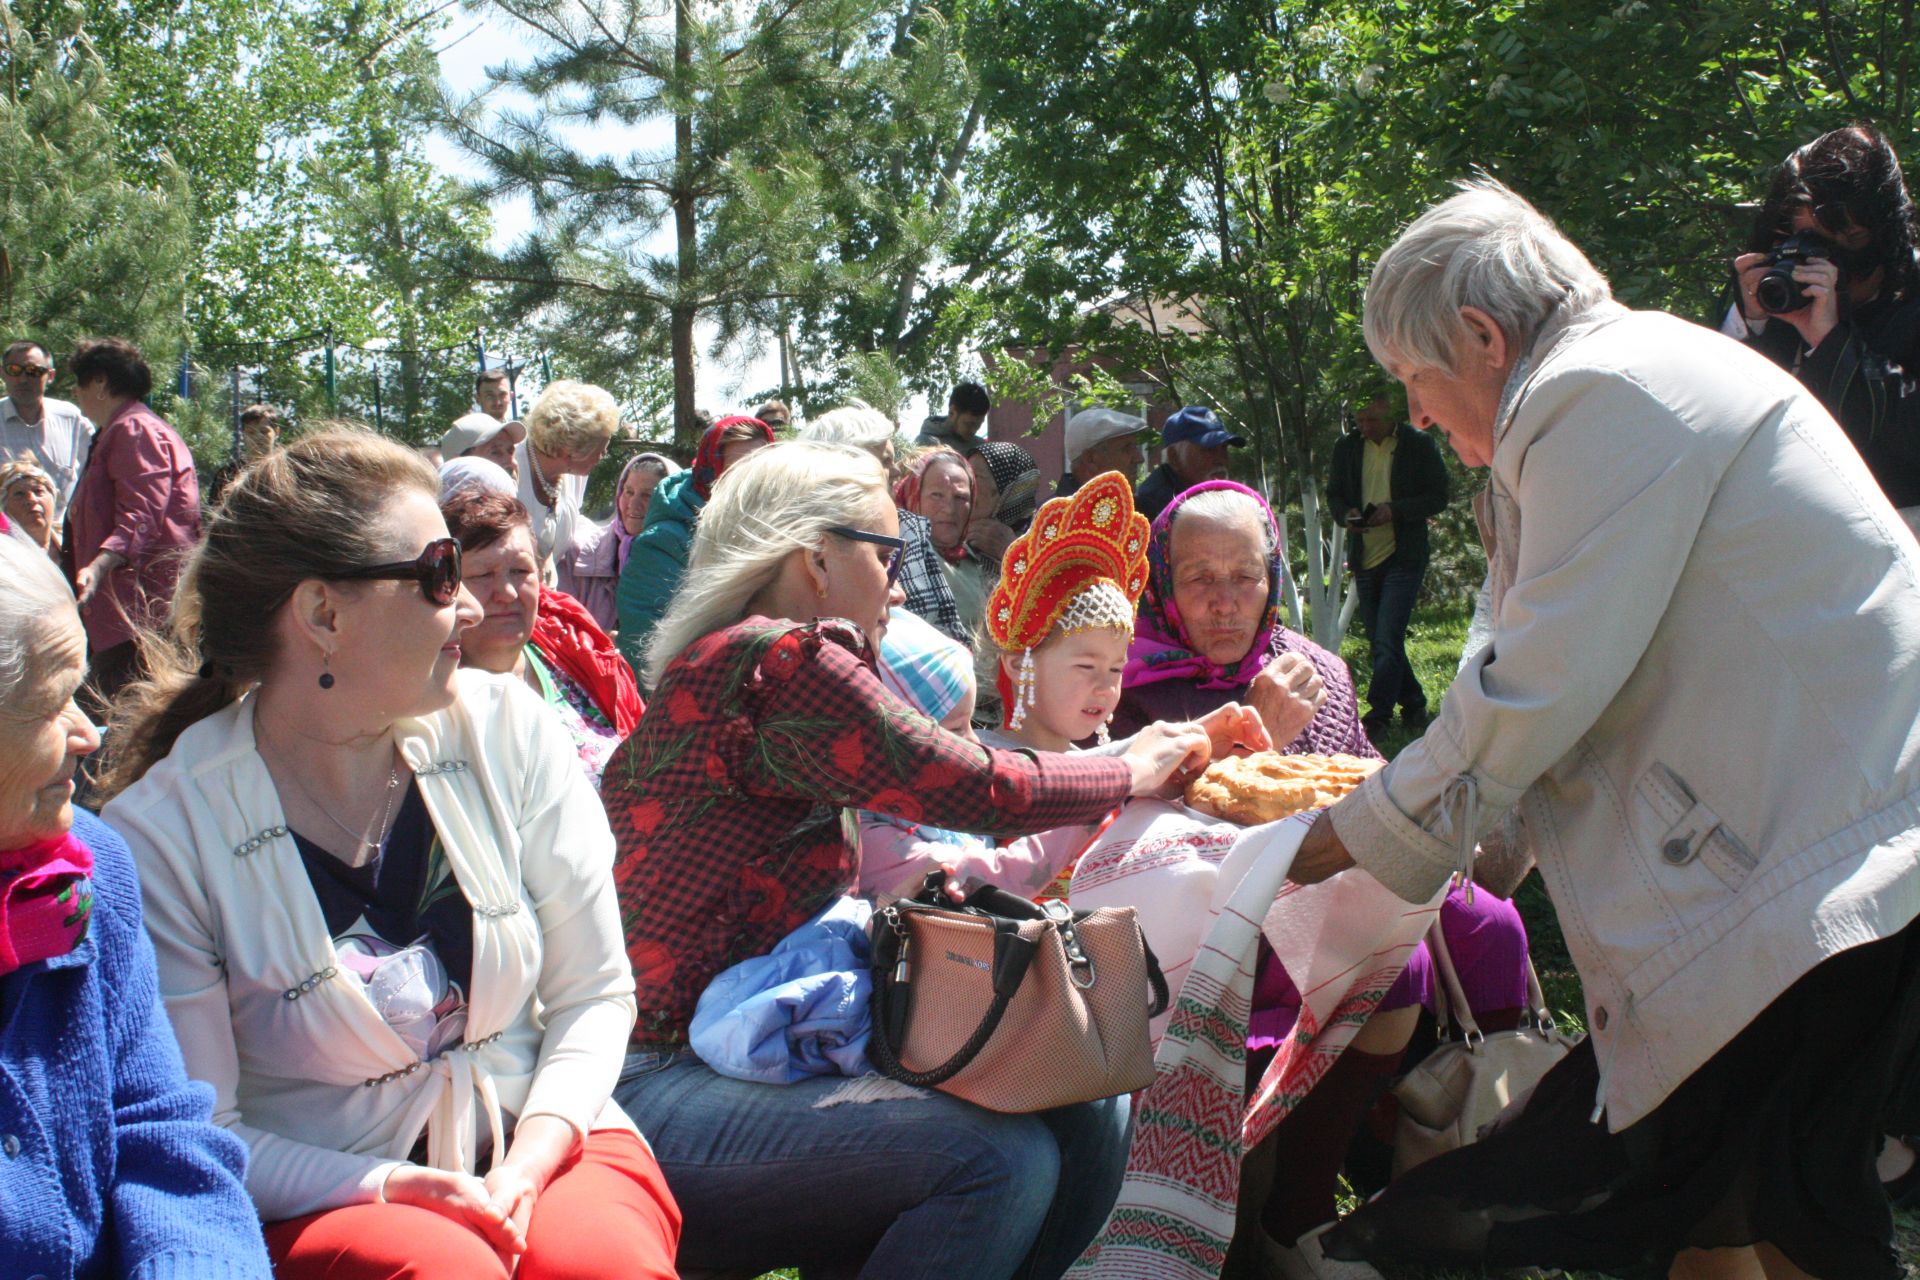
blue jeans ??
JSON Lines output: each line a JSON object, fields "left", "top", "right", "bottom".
{"left": 1352, "top": 547, "right": 1429, "bottom": 722}
{"left": 615, "top": 1050, "right": 1132, "bottom": 1280}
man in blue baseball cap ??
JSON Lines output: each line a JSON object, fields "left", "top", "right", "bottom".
{"left": 1136, "top": 404, "right": 1245, "bottom": 521}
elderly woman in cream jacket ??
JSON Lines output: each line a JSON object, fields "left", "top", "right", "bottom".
{"left": 98, "top": 429, "right": 679, "bottom": 1280}
{"left": 1293, "top": 181, "right": 1920, "bottom": 1280}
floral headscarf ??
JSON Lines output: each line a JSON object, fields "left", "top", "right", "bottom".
{"left": 892, "top": 448, "right": 975, "bottom": 562}
{"left": 0, "top": 829, "right": 95, "bottom": 976}
{"left": 1123, "top": 479, "right": 1287, "bottom": 691}
{"left": 972, "top": 440, "right": 1042, "bottom": 532}
{"left": 690, "top": 416, "right": 773, "bottom": 501}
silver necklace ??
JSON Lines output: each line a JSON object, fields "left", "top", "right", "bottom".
{"left": 292, "top": 764, "right": 404, "bottom": 864}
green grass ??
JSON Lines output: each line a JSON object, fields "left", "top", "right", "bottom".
{"left": 750, "top": 599, "right": 1920, "bottom": 1278}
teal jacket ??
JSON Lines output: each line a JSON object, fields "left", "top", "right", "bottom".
{"left": 616, "top": 468, "right": 704, "bottom": 680}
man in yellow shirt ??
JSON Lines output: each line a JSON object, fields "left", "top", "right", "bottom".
{"left": 1326, "top": 390, "right": 1451, "bottom": 739}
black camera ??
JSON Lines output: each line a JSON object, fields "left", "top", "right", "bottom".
{"left": 1755, "top": 232, "right": 1841, "bottom": 315}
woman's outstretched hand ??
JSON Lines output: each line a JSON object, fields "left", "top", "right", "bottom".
{"left": 1194, "top": 702, "right": 1273, "bottom": 760}
{"left": 1122, "top": 721, "right": 1212, "bottom": 798}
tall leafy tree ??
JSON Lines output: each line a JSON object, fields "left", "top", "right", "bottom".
{"left": 446, "top": 0, "right": 831, "bottom": 443}
{"left": 152, "top": 0, "right": 501, "bottom": 440}
{"left": 967, "top": 0, "right": 1920, "bottom": 643}
{"left": 6, "top": 0, "right": 495, "bottom": 432}
{"left": 967, "top": 0, "right": 1393, "bottom": 643}
{"left": 773, "top": 0, "right": 992, "bottom": 402}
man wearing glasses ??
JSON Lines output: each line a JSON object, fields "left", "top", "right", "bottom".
{"left": 0, "top": 340, "right": 92, "bottom": 541}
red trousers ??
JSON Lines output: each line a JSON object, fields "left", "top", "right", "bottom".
{"left": 264, "top": 1130, "right": 681, "bottom": 1280}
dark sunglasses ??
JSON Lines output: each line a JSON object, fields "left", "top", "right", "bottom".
{"left": 331, "top": 537, "right": 463, "bottom": 605}
{"left": 4, "top": 362, "right": 51, "bottom": 378}
{"left": 827, "top": 526, "right": 906, "bottom": 588}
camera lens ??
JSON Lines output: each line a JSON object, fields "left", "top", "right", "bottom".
{"left": 1755, "top": 272, "right": 1799, "bottom": 315}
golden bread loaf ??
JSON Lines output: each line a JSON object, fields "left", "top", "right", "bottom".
{"left": 1183, "top": 751, "right": 1384, "bottom": 825}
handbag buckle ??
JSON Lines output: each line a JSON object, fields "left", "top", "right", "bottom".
{"left": 1041, "top": 900, "right": 1098, "bottom": 989}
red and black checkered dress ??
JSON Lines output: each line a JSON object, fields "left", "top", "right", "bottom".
{"left": 602, "top": 616, "right": 1132, "bottom": 1050}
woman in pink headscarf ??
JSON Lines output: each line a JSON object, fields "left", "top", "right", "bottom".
{"left": 560, "top": 452, "right": 681, "bottom": 634}
{"left": 1116, "top": 478, "right": 1532, "bottom": 1275}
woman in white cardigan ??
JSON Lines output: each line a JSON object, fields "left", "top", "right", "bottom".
{"left": 97, "top": 428, "right": 680, "bottom": 1280}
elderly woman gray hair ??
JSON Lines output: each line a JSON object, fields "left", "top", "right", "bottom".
{"left": 1296, "top": 178, "right": 1920, "bottom": 1280}
{"left": 0, "top": 522, "right": 272, "bottom": 1275}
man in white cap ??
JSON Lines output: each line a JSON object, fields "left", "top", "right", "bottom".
{"left": 439, "top": 411, "right": 525, "bottom": 481}
{"left": 1056, "top": 405, "right": 1149, "bottom": 497}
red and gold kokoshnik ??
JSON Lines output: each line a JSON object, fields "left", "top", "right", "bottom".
{"left": 986, "top": 470, "right": 1151, "bottom": 653}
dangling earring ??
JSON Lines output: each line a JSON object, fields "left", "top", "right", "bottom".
{"left": 317, "top": 652, "right": 335, "bottom": 691}
{"left": 1095, "top": 713, "right": 1112, "bottom": 747}
{"left": 1008, "top": 648, "right": 1036, "bottom": 731}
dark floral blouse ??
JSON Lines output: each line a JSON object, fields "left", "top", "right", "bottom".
{"left": 602, "top": 616, "right": 1133, "bottom": 1049}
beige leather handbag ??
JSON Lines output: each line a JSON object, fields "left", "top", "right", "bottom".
{"left": 1391, "top": 920, "right": 1574, "bottom": 1177}
{"left": 867, "top": 878, "right": 1169, "bottom": 1114}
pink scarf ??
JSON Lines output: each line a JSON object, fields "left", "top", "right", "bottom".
{"left": 1123, "top": 480, "right": 1288, "bottom": 691}
{"left": 0, "top": 832, "right": 94, "bottom": 975}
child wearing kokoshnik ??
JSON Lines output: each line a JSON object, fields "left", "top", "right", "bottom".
{"left": 857, "top": 474, "right": 1268, "bottom": 901}
{"left": 855, "top": 603, "right": 1127, "bottom": 899}
{"left": 976, "top": 473, "right": 1268, "bottom": 891}
{"left": 977, "top": 472, "right": 1153, "bottom": 755}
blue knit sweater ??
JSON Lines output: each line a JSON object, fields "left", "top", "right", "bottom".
{"left": 0, "top": 808, "right": 270, "bottom": 1280}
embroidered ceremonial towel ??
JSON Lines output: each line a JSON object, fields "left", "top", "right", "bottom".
{"left": 1067, "top": 801, "right": 1442, "bottom": 1279}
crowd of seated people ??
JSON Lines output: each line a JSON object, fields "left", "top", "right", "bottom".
{"left": 7, "top": 125, "right": 1920, "bottom": 1280}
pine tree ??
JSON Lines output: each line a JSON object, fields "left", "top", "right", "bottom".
{"left": 0, "top": 3, "right": 195, "bottom": 360}
{"left": 447, "top": 0, "right": 990, "bottom": 443}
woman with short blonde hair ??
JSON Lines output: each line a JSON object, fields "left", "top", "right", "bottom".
{"left": 517, "top": 380, "right": 622, "bottom": 572}
{"left": 1315, "top": 178, "right": 1920, "bottom": 1280}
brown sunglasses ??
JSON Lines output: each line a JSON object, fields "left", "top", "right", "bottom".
{"left": 330, "top": 538, "right": 463, "bottom": 605}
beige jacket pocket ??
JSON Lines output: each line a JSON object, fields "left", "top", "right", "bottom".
{"left": 1632, "top": 763, "right": 1757, "bottom": 894}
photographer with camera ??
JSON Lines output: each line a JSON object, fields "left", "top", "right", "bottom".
{"left": 1730, "top": 125, "right": 1920, "bottom": 530}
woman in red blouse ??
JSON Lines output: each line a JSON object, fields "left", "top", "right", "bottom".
{"left": 604, "top": 440, "right": 1215, "bottom": 1279}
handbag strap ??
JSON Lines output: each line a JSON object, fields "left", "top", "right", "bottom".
{"left": 868, "top": 978, "right": 1019, "bottom": 1087}
{"left": 1425, "top": 917, "right": 1483, "bottom": 1046}
{"left": 1424, "top": 916, "right": 1557, "bottom": 1045}
{"left": 867, "top": 908, "right": 1040, "bottom": 1088}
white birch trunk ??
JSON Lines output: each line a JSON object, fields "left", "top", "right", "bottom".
{"left": 1271, "top": 481, "right": 1356, "bottom": 648}
{"left": 1289, "top": 480, "right": 1355, "bottom": 650}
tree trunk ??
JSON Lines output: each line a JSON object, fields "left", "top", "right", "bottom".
{"left": 671, "top": 0, "right": 699, "bottom": 449}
